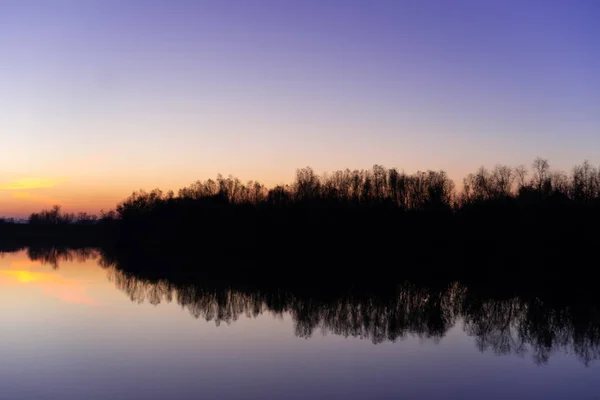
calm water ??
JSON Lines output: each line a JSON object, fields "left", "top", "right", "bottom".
{"left": 1, "top": 249, "right": 599, "bottom": 400}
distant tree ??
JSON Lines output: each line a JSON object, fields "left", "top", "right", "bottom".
{"left": 294, "top": 167, "right": 321, "bottom": 202}
{"left": 532, "top": 158, "right": 550, "bottom": 194}
{"left": 116, "top": 189, "right": 165, "bottom": 219}
{"left": 490, "top": 165, "right": 514, "bottom": 197}
{"left": 267, "top": 185, "right": 291, "bottom": 206}
{"left": 571, "top": 161, "right": 598, "bottom": 203}
{"left": 76, "top": 212, "right": 98, "bottom": 225}
{"left": 99, "top": 209, "right": 118, "bottom": 222}
{"left": 28, "top": 205, "right": 80, "bottom": 225}
{"left": 515, "top": 165, "right": 528, "bottom": 190}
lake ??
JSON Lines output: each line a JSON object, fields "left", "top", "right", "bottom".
{"left": 1, "top": 248, "right": 599, "bottom": 400}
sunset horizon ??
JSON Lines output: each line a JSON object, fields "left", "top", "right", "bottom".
{"left": 2, "top": 1, "right": 598, "bottom": 218}
{"left": 1, "top": 157, "right": 597, "bottom": 219}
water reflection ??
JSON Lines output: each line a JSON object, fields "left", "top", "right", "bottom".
{"left": 2, "top": 245, "right": 100, "bottom": 269}
{"left": 27, "top": 246, "right": 100, "bottom": 269}
{"left": 462, "top": 297, "right": 600, "bottom": 366}
{"left": 0, "top": 262, "right": 96, "bottom": 305}
{"left": 105, "top": 268, "right": 600, "bottom": 366}
{"left": 3, "top": 246, "right": 600, "bottom": 366}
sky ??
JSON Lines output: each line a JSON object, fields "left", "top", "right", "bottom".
{"left": 1, "top": 0, "right": 599, "bottom": 217}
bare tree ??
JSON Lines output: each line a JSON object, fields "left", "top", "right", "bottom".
{"left": 532, "top": 158, "right": 550, "bottom": 193}
{"left": 491, "top": 165, "right": 515, "bottom": 197}
{"left": 515, "top": 165, "right": 528, "bottom": 190}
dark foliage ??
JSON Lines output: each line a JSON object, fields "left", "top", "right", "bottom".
{"left": 103, "top": 159, "right": 600, "bottom": 269}
{"left": 2, "top": 158, "right": 599, "bottom": 272}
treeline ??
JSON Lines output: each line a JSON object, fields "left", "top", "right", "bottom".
{"left": 0, "top": 205, "right": 112, "bottom": 246}
{"left": 6, "top": 158, "right": 600, "bottom": 256}
{"left": 105, "top": 158, "right": 600, "bottom": 251}
{"left": 26, "top": 205, "right": 117, "bottom": 225}
{"left": 28, "top": 205, "right": 100, "bottom": 225}
{"left": 22, "top": 158, "right": 600, "bottom": 223}
{"left": 114, "top": 165, "right": 455, "bottom": 216}
{"left": 111, "top": 158, "right": 600, "bottom": 212}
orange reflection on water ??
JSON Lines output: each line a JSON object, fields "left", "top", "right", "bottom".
{"left": 0, "top": 269, "right": 96, "bottom": 305}
{"left": 4, "top": 259, "right": 42, "bottom": 270}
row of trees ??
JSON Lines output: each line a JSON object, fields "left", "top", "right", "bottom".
{"left": 28, "top": 205, "right": 100, "bottom": 225}
{"left": 24, "top": 158, "right": 600, "bottom": 225}
{"left": 113, "top": 166, "right": 457, "bottom": 220}
{"left": 113, "top": 158, "right": 600, "bottom": 218}
{"left": 460, "top": 158, "right": 600, "bottom": 204}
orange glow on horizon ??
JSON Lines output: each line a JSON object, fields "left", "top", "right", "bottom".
{"left": 0, "top": 177, "right": 67, "bottom": 191}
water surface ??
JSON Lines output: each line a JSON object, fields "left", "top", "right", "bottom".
{"left": 1, "top": 249, "right": 598, "bottom": 399}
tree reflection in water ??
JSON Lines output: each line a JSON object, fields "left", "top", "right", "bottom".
{"left": 103, "top": 265, "right": 600, "bottom": 366}
{"left": 6, "top": 246, "right": 600, "bottom": 366}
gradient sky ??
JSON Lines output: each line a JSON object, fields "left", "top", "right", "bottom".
{"left": 1, "top": 0, "right": 599, "bottom": 217}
